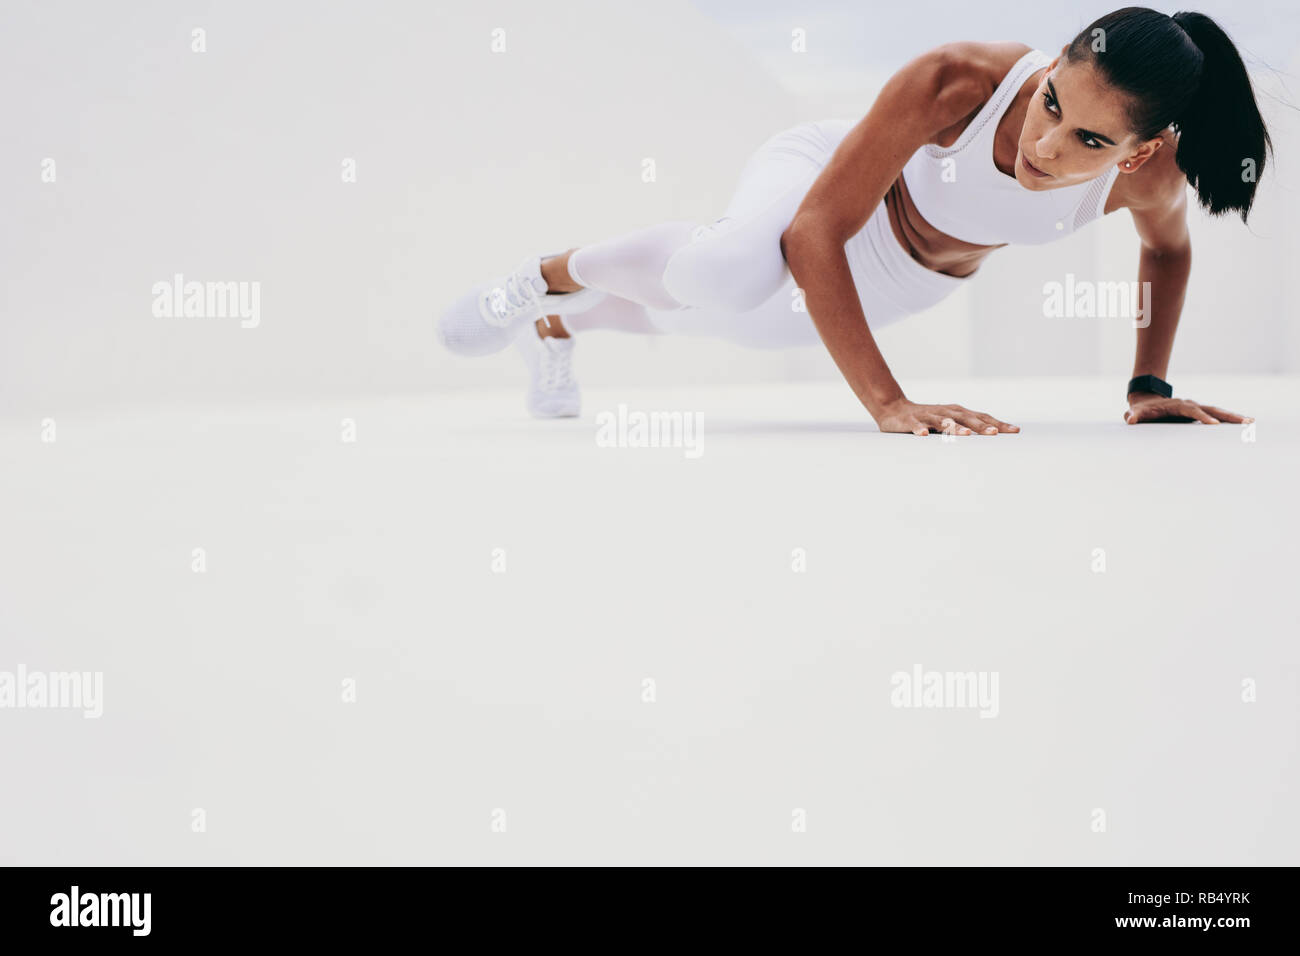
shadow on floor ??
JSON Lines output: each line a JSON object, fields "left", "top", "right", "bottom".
{"left": 698, "top": 420, "right": 1140, "bottom": 436}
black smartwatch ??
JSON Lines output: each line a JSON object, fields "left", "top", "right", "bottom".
{"left": 1128, "top": 374, "right": 1172, "bottom": 399}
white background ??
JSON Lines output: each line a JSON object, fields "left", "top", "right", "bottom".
{"left": 2, "top": 0, "right": 1298, "bottom": 414}
{"left": 1, "top": 1, "right": 1297, "bottom": 868}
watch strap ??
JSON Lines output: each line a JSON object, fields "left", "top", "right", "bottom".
{"left": 1128, "top": 374, "right": 1172, "bottom": 399}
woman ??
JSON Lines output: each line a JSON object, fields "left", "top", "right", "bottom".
{"left": 438, "top": 7, "right": 1267, "bottom": 436}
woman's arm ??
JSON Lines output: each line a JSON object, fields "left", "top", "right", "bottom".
{"left": 1124, "top": 172, "right": 1254, "bottom": 425}
{"left": 1128, "top": 180, "right": 1190, "bottom": 385}
{"left": 781, "top": 43, "right": 1019, "bottom": 436}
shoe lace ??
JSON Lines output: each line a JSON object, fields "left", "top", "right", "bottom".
{"left": 485, "top": 269, "right": 542, "bottom": 326}
{"left": 538, "top": 343, "right": 574, "bottom": 391}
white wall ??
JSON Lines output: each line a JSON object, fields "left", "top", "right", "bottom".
{"left": 1, "top": 0, "right": 1296, "bottom": 416}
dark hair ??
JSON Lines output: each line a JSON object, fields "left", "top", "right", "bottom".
{"left": 1065, "top": 7, "right": 1272, "bottom": 223}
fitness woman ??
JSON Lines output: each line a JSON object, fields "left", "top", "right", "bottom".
{"left": 437, "top": 7, "right": 1269, "bottom": 436}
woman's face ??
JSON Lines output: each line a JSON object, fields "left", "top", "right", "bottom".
{"left": 1015, "top": 55, "right": 1150, "bottom": 190}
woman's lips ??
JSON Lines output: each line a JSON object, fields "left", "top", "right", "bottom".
{"left": 1020, "top": 152, "right": 1050, "bottom": 178}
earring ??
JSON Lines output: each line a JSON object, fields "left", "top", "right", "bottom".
{"left": 1124, "top": 162, "right": 1132, "bottom": 168}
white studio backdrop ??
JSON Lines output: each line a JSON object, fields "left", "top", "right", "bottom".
{"left": 1, "top": 0, "right": 1297, "bottom": 417}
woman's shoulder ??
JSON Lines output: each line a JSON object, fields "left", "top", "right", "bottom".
{"left": 911, "top": 41, "right": 1034, "bottom": 148}
{"left": 920, "top": 41, "right": 1035, "bottom": 88}
{"left": 929, "top": 40, "right": 1034, "bottom": 73}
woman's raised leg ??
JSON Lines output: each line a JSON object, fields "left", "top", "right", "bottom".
{"left": 554, "top": 222, "right": 697, "bottom": 311}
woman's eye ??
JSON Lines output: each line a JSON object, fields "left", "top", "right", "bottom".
{"left": 1042, "top": 92, "right": 1059, "bottom": 115}
{"left": 1079, "top": 133, "right": 1103, "bottom": 150}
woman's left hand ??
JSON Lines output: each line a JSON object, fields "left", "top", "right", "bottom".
{"left": 1123, "top": 394, "right": 1255, "bottom": 425}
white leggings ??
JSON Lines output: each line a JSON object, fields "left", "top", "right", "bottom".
{"left": 563, "top": 119, "right": 971, "bottom": 348}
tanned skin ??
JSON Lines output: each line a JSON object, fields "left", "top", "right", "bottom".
{"left": 781, "top": 40, "right": 1254, "bottom": 435}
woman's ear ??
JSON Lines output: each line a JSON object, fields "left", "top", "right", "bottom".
{"left": 1118, "top": 138, "right": 1163, "bottom": 173}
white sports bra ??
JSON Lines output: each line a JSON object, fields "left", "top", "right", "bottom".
{"left": 899, "top": 48, "right": 1120, "bottom": 246}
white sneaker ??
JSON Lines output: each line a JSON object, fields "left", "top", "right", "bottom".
{"left": 514, "top": 324, "right": 580, "bottom": 418}
{"left": 437, "top": 251, "right": 603, "bottom": 357}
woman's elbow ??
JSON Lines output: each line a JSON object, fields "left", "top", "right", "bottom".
{"left": 781, "top": 219, "right": 818, "bottom": 261}
{"left": 782, "top": 218, "right": 838, "bottom": 264}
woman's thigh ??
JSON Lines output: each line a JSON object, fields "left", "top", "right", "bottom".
{"left": 661, "top": 123, "right": 833, "bottom": 313}
{"left": 647, "top": 253, "right": 926, "bottom": 350}
{"left": 647, "top": 274, "right": 818, "bottom": 348}
{"left": 652, "top": 119, "right": 966, "bottom": 348}
{"left": 722, "top": 121, "right": 841, "bottom": 221}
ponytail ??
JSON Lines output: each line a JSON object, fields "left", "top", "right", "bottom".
{"left": 1170, "top": 11, "right": 1272, "bottom": 222}
{"left": 1066, "top": 8, "right": 1272, "bottom": 223}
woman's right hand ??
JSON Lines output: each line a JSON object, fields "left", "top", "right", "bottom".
{"left": 873, "top": 397, "right": 1019, "bottom": 436}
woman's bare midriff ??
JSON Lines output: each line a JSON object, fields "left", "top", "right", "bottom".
{"left": 875, "top": 44, "right": 1037, "bottom": 278}
{"left": 882, "top": 172, "right": 1005, "bottom": 278}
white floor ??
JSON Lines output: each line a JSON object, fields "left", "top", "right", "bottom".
{"left": 2, "top": 374, "right": 1298, "bottom": 865}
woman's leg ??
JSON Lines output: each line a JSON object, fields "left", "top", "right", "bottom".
{"left": 531, "top": 115, "right": 959, "bottom": 352}
{"left": 556, "top": 223, "right": 697, "bottom": 311}
{"left": 659, "top": 124, "right": 828, "bottom": 313}
{"left": 660, "top": 174, "right": 819, "bottom": 313}
{"left": 511, "top": 294, "right": 664, "bottom": 421}
{"left": 546, "top": 123, "right": 831, "bottom": 329}
{"left": 532, "top": 295, "right": 666, "bottom": 339}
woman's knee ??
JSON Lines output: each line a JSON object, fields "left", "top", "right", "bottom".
{"left": 661, "top": 224, "right": 789, "bottom": 312}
